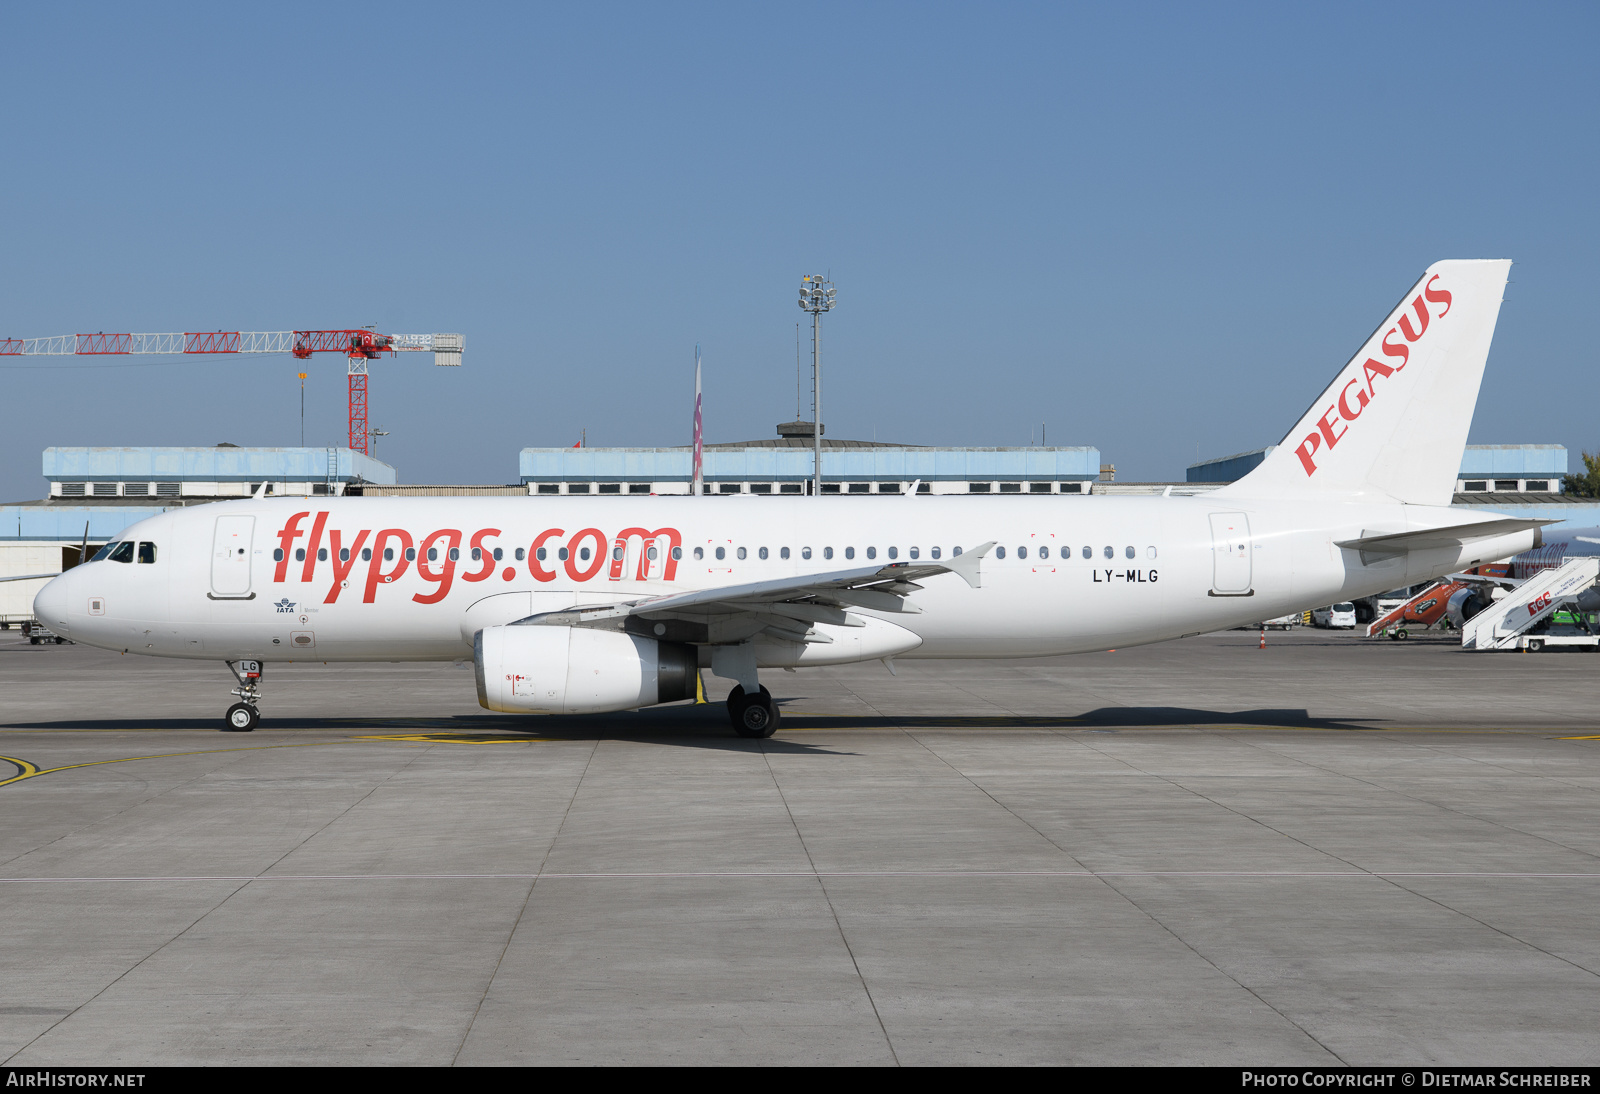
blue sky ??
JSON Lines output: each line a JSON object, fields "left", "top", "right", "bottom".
{"left": 2, "top": 2, "right": 1595, "bottom": 498}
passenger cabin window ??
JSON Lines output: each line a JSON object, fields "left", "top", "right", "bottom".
{"left": 138, "top": 542, "right": 156, "bottom": 564}
{"left": 295, "top": 548, "right": 305, "bottom": 562}
{"left": 866, "top": 547, "right": 876, "bottom": 559}
{"left": 694, "top": 547, "right": 704, "bottom": 560}
{"left": 845, "top": 547, "right": 855, "bottom": 559}
{"left": 824, "top": 547, "right": 833, "bottom": 560}
{"left": 384, "top": 548, "right": 395, "bottom": 561}
{"left": 471, "top": 548, "right": 481, "bottom": 561}
{"left": 405, "top": 547, "right": 416, "bottom": 561}
{"left": 1102, "top": 546, "right": 1113, "bottom": 559}
{"left": 1082, "top": 546, "right": 1091, "bottom": 559}
{"left": 716, "top": 547, "right": 726, "bottom": 560}
{"left": 515, "top": 548, "right": 525, "bottom": 561}
{"left": 671, "top": 547, "right": 682, "bottom": 560}
{"left": 737, "top": 547, "right": 747, "bottom": 560}
{"left": 493, "top": 548, "right": 503, "bottom": 561}
{"left": 952, "top": 546, "right": 962, "bottom": 556}
{"left": 779, "top": 547, "right": 789, "bottom": 559}
{"left": 449, "top": 547, "right": 460, "bottom": 561}
{"left": 1147, "top": 547, "right": 1157, "bottom": 559}
{"left": 930, "top": 547, "right": 940, "bottom": 560}
{"left": 429, "top": 548, "right": 439, "bottom": 562}
{"left": 1125, "top": 546, "right": 1135, "bottom": 559}
{"left": 340, "top": 548, "right": 351, "bottom": 562}
{"left": 110, "top": 541, "right": 135, "bottom": 563}
{"left": 996, "top": 547, "right": 1006, "bottom": 559}
{"left": 273, "top": 549, "right": 284, "bottom": 562}
{"left": 361, "top": 548, "right": 372, "bottom": 562}
{"left": 758, "top": 547, "right": 768, "bottom": 560}
{"left": 801, "top": 547, "right": 811, "bottom": 559}
{"left": 318, "top": 548, "right": 328, "bottom": 562}
{"left": 887, "top": 547, "right": 897, "bottom": 560}
{"left": 558, "top": 547, "right": 570, "bottom": 561}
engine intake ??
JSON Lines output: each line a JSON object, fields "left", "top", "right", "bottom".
{"left": 475, "top": 625, "right": 697, "bottom": 714}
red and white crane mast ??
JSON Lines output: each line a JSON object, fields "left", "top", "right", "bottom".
{"left": 1, "top": 329, "right": 464, "bottom": 455}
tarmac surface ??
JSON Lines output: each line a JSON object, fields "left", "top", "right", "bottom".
{"left": 1, "top": 626, "right": 1597, "bottom": 1066}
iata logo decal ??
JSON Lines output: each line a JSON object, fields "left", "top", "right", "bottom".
{"left": 1295, "top": 275, "right": 1452, "bottom": 477}
{"left": 271, "top": 512, "right": 683, "bottom": 606}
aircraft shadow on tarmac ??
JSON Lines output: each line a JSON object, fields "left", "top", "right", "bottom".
{"left": 0, "top": 704, "right": 1381, "bottom": 739}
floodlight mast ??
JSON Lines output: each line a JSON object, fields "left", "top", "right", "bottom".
{"left": 797, "top": 275, "right": 836, "bottom": 497}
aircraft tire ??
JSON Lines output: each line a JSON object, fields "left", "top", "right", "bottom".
{"left": 223, "top": 702, "right": 259, "bottom": 732}
{"left": 727, "top": 685, "right": 779, "bottom": 739}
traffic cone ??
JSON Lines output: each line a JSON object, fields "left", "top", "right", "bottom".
{"left": 1259, "top": 627, "right": 1266, "bottom": 650}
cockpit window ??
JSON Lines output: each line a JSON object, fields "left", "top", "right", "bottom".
{"left": 91, "top": 541, "right": 117, "bottom": 562}
{"left": 109, "top": 541, "right": 135, "bottom": 563}
{"left": 138, "top": 542, "right": 157, "bottom": 564}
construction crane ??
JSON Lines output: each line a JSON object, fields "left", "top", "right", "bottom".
{"left": 1, "top": 329, "right": 464, "bottom": 455}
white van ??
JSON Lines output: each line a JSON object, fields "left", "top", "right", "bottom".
{"left": 1312, "top": 603, "right": 1357, "bottom": 629}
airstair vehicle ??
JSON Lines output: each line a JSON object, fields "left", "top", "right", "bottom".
{"left": 1366, "top": 579, "right": 1473, "bottom": 639}
{"left": 1460, "top": 557, "right": 1600, "bottom": 652}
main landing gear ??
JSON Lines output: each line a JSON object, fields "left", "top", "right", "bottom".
{"left": 726, "top": 684, "right": 779, "bottom": 739}
{"left": 223, "top": 660, "right": 262, "bottom": 732}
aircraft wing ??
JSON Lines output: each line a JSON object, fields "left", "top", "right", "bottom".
{"left": 0, "top": 573, "right": 62, "bottom": 583}
{"left": 1335, "top": 518, "right": 1555, "bottom": 556}
{"left": 513, "top": 542, "right": 996, "bottom": 644}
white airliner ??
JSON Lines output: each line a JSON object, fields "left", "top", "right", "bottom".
{"left": 32, "top": 260, "right": 1549, "bottom": 735}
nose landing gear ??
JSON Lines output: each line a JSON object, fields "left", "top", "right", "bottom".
{"left": 223, "top": 661, "right": 262, "bottom": 732}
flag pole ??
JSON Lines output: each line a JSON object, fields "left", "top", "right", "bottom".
{"left": 692, "top": 345, "right": 704, "bottom": 498}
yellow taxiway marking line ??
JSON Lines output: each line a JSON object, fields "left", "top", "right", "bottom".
{"left": 353, "top": 733, "right": 549, "bottom": 744}
{"left": 0, "top": 740, "right": 354, "bottom": 789}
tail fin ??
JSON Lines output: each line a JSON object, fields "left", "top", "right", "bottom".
{"left": 1219, "top": 259, "right": 1511, "bottom": 506}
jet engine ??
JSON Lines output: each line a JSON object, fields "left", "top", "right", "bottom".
{"left": 1445, "top": 586, "right": 1498, "bottom": 629}
{"left": 475, "top": 625, "right": 697, "bottom": 714}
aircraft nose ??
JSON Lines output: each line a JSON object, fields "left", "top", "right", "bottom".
{"left": 33, "top": 573, "right": 72, "bottom": 637}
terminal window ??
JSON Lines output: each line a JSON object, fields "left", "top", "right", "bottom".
{"left": 156, "top": 482, "right": 181, "bottom": 496}
{"left": 1029, "top": 482, "right": 1051, "bottom": 493}
{"left": 750, "top": 483, "right": 772, "bottom": 494}
{"left": 61, "top": 483, "right": 85, "bottom": 496}
{"left": 848, "top": 483, "right": 870, "bottom": 493}
{"left": 628, "top": 484, "right": 651, "bottom": 494}
{"left": 599, "top": 483, "right": 621, "bottom": 494}
{"left": 1494, "top": 480, "right": 1518, "bottom": 492}
{"left": 780, "top": 484, "right": 804, "bottom": 494}
{"left": 1000, "top": 482, "right": 1022, "bottom": 493}
{"left": 1526, "top": 480, "right": 1549, "bottom": 491}
{"left": 1463, "top": 481, "right": 1488, "bottom": 492}
{"left": 969, "top": 482, "right": 991, "bottom": 493}
{"left": 537, "top": 484, "right": 560, "bottom": 494}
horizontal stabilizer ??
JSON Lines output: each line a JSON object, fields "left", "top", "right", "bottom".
{"left": 1335, "top": 518, "right": 1554, "bottom": 556}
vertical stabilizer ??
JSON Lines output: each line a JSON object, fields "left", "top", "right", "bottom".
{"left": 1219, "top": 260, "right": 1511, "bottom": 505}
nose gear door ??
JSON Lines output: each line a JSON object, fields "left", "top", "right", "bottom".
{"left": 1208, "top": 512, "right": 1253, "bottom": 596}
{"left": 211, "top": 516, "right": 256, "bottom": 598}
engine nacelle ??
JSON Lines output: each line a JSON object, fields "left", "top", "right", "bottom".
{"left": 475, "top": 625, "right": 697, "bottom": 714}
{"left": 1445, "top": 586, "right": 1497, "bottom": 629}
